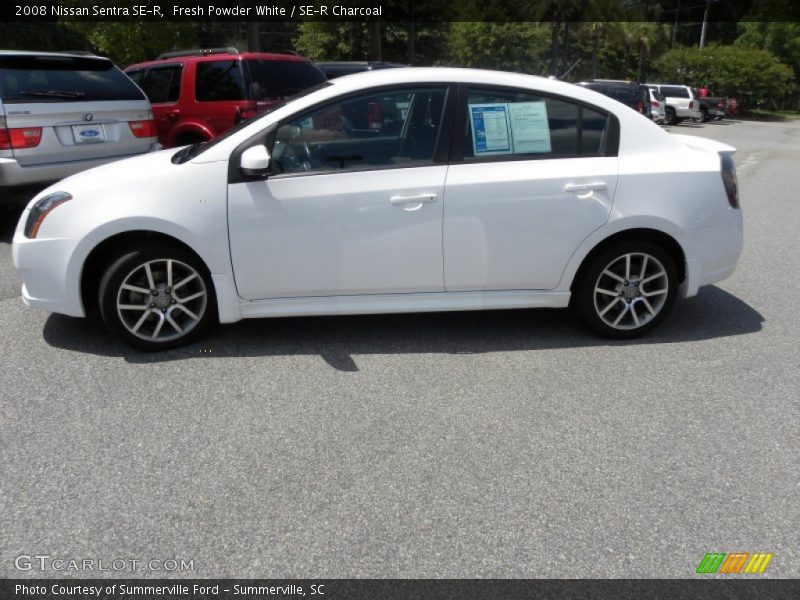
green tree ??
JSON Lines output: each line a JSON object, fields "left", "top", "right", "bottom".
{"left": 655, "top": 43, "right": 795, "bottom": 109}
{"left": 64, "top": 22, "right": 196, "bottom": 65}
{"left": 737, "top": 22, "right": 800, "bottom": 108}
{"left": 442, "top": 23, "right": 550, "bottom": 74}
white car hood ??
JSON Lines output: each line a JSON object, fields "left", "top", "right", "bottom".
{"left": 31, "top": 147, "right": 194, "bottom": 203}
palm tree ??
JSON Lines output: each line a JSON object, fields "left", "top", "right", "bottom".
{"left": 533, "top": 0, "right": 587, "bottom": 77}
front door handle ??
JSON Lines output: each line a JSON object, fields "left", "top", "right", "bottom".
{"left": 390, "top": 194, "right": 438, "bottom": 211}
{"left": 564, "top": 182, "right": 607, "bottom": 193}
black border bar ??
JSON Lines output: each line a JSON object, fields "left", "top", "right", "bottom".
{"left": 4, "top": 0, "right": 800, "bottom": 22}
{"left": 3, "top": 579, "right": 800, "bottom": 600}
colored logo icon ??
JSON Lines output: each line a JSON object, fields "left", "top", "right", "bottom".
{"left": 696, "top": 552, "right": 773, "bottom": 574}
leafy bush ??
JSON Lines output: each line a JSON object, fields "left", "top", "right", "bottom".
{"left": 654, "top": 44, "right": 795, "bottom": 109}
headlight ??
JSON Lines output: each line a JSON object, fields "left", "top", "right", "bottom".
{"left": 24, "top": 191, "right": 72, "bottom": 238}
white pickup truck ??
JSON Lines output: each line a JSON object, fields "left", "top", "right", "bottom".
{"left": 646, "top": 84, "right": 703, "bottom": 125}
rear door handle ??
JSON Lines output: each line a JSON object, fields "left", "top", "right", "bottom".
{"left": 564, "top": 182, "right": 607, "bottom": 193}
{"left": 390, "top": 194, "right": 438, "bottom": 210}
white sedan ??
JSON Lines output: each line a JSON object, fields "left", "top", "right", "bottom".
{"left": 12, "top": 68, "right": 743, "bottom": 350}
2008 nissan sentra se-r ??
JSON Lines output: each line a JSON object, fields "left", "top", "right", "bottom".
{"left": 12, "top": 68, "right": 742, "bottom": 350}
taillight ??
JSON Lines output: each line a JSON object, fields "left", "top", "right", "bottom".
{"left": 239, "top": 109, "right": 257, "bottom": 120}
{"left": 720, "top": 154, "right": 739, "bottom": 209}
{"left": 129, "top": 120, "right": 157, "bottom": 138}
{"left": 689, "top": 101, "right": 694, "bottom": 109}
{"left": 0, "top": 126, "right": 42, "bottom": 149}
{"left": 651, "top": 100, "right": 660, "bottom": 108}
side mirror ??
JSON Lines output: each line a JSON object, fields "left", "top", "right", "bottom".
{"left": 240, "top": 145, "right": 271, "bottom": 178}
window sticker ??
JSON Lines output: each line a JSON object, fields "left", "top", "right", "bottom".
{"left": 508, "top": 101, "right": 551, "bottom": 154}
{"left": 469, "top": 101, "right": 553, "bottom": 156}
{"left": 469, "top": 103, "right": 512, "bottom": 155}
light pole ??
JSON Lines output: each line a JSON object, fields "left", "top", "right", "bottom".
{"left": 699, "top": 0, "right": 713, "bottom": 49}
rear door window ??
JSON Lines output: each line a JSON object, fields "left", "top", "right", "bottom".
{"left": 0, "top": 55, "right": 145, "bottom": 103}
{"left": 195, "top": 60, "right": 245, "bottom": 101}
{"left": 463, "top": 87, "right": 610, "bottom": 159}
{"left": 139, "top": 65, "right": 182, "bottom": 104}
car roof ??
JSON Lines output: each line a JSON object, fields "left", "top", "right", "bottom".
{"left": 317, "top": 61, "right": 407, "bottom": 67}
{"left": 127, "top": 52, "right": 310, "bottom": 70}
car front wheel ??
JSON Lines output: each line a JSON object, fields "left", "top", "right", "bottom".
{"left": 98, "top": 246, "right": 215, "bottom": 350}
{"left": 575, "top": 242, "right": 678, "bottom": 339}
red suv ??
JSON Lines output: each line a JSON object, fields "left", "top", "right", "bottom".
{"left": 125, "top": 47, "right": 326, "bottom": 147}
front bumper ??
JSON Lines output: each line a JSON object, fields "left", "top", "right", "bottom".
{"left": 12, "top": 230, "right": 90, "bottom": 317}
{"left": 0, "top": 143, "right": 160, "bottom": 191}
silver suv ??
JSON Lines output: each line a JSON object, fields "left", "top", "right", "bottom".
{"left": 0, "top": 51, "right": 159, "bottom": 195}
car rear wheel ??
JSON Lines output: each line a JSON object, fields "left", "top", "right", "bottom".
{"left": 575, "top": 241, "right": 678, "bottom": 339}
{"left": 665, "top": 107, "right": 677, "bottom": 126}
{"left": 98, "top": 246, "right": 215, "bottom": 350}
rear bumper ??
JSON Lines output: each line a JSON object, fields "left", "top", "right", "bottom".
{"left": 678, "top": 208, "right": 743, "bottom": 298}
{"left": 0, "top": 143, "right": 160, "bottom": 191}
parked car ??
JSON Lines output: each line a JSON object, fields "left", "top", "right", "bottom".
{"left": 575, "top": 80, "right": 651, "bottom": 119}
{"left": 0, "top": 51, "right": 158, "bottom": 195}
{"left": 695, "top": 90, "right": 728, "bottom": 122}
{"left": 646, "top": 84, "right": 702, "bottom": 125}
{"left": 13, "top": 68, "right": 742, "bottom": 350}
{"left": 647, "top": 87, "right": 666, "bottom": 124}
{"left": 316, "top": 61, "right": 406, "bottom": 80}
{"left": 125, "top": 47, "right": 326, "bottom": 147}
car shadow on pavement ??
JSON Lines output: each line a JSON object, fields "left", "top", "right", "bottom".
{"left": 42, "top": 285, "right": 764, "bottom": 371}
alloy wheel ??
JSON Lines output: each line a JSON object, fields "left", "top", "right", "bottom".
{"left": 592, "top": 252, "right": 669, "bottom": 331}
{"left": 115, "top": 258, "right": 208, "bottom": 342}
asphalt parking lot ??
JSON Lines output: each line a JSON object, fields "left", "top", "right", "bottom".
{"left": 1, "top": 118, "right": 798, "bottom": 579}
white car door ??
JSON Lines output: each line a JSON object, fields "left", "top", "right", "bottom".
{"left": 444, "top": 86, "right": 619, "bottom": 291}
{"left": 228, "top": 86, "right": 451, "bottom": 300}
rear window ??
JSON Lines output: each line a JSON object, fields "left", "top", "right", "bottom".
{"left": 660, "top": 86, "right": 689, "bottom": 98}
{"left": 245, "top": 60, "right": 327, "bottom": 100}
{"left": 195, "top": 60, "right": 245, "bottom": 101}
{"left": 0, "top": 55, "right": 145, "bottom": 103}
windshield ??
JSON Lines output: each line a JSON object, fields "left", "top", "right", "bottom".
{"left": 172, "top": 81, "right": 332, "bottom": 164}
{"left": 0, "top": 55, "right": 144, "bottom": 103}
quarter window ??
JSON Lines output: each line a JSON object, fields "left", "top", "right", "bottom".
{"left": 463, "top": 88, "right": 609, "bottom": 159}
{"left": 270, "top": 87, "right": 447, "bottom": 175}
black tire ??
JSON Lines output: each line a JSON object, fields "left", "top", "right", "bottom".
{"left": 574, "top": 241, "right": 678, "bottom": 339}
{"left": 98, "top": 245, "right": 216, "bottom": 351}
{"left": 665, "top": 107, "right": 677, "bottom": 126}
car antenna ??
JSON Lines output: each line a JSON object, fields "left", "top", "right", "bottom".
{"left": 558, "top": 59, "right": 582, "bottom": 80}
